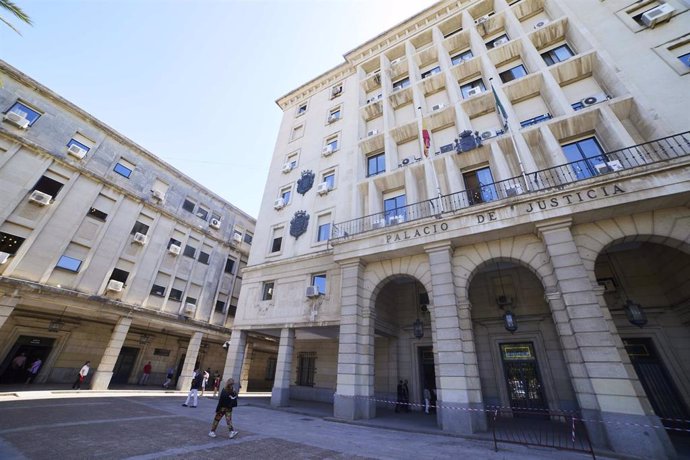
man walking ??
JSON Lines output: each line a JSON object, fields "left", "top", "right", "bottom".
{"left": 72, "top": 361, "right": 90, "bottom": 390}
{"left": 25, "top": 358, "right": 42, "bottom": 384}
{"left": 208, "top": 378, "right": 239, "bottom": 439}
{"left": 162, "top": 366, "right": 175, "bottom": 389}
{"left": 139, "top": 361, "right": 152, "bottom": 385}
{"left": 182, "top": 368, "right": 203, "bottom": 408}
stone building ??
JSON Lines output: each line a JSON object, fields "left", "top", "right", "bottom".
{"left": 225, "top": 0, "right": 690, "bottom": 458}
{"left": 0, "top": 60, "right": 255, "bottom": 391}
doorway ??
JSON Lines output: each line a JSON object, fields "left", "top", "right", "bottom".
{"left": 500, "top": 342, "right": 548, "bottom": 416}
{"left": 418, "top": 346, "right": 436, "bottom": 412}
{"left": 111, "top": 347, "right": 139, "bottom": 385}
{"left": 0, "top": 336, "right": 55, "bottom": 384}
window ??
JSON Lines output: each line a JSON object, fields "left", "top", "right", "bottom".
{"left": 67, "top": 138, "right": 91, "bottom": 154}
{"left": 280, "top": 186, "right": 292, "bottom": 205}
{"left": 168, "top": 288, "right": 183, "bottom": 301}
{"left": 86, "top": 207, "right": 107, "bottom": 221}
{"left": 182, "top": 199, "right": 196, "bottom": 213}
{"left": 328, "top": 107, "right": 341, "bottom": 122}
{"left": 460, "top": 79, "right": 486, "bottom": 99}
{"left": 228, "top": 304, "right": 237, "bottom": 316}
{"left": 541, "top": 44, "right": 575, "bottom": 66}
{"left": 392, "top": 77, "right": 410, "bottom": 91}
{"left": 0, "top": 232, "right": 25, "bottom": 255}
{"left": 56, "top": 255, "right": 82, "bottom": 272}
{"left": 130, "top": 221, "right": 150, "bottom": 235}
{"left": 317, "top": 222, "right": 331, "bottom": 242}
{"left": 571, "top": 101, "right": 585, "bottom": 111}
{"left": 561, "top": 137, "right": 606, "bottom": 180}
{"left": 183, "top": 244, "right": 196, "bottom": 258}
{"left": 33, "top": 176, "right": 64, "bottom": 197}
{"left": 312, "top": 274, "right": 327, "bottom": 295}
{"left": 463, "top": 167, "right": 498, "bottom": 205}
{"left": 367, "top": 152, "right": 386, "bottom": 177}
{"left": 215, "top": 300, "right": 225, "bottom": 313}
{"left": 297, "top": 103, "right": 307, "bottom": 116}
{"left": 323, "top": 172, "right": 335, "bottom": 190}
{"left": 262, "top": 281, "right": 274, "bottom": 301}
{"left": 325, "top": 136, "right": 339, "bottom": 152}
{"left": 384, "top": 194, "right": 406, "bottom": 223}
{"left": 499, "top": 64, "right": 528, "bottom": 83}
{"left": 286, "top": 153, "right": 298, "bottom": 170}
{"left": 291, "top": 124, "right": 304, "bottom": 141}
{"left": 185, "top": 296, "right": 197, "bottom": 306}
{"left": 150, "top": 284, "right": 166, "bottom": 297}
{"left": 421, "top": 66, "right": 441, "bottom": 79}
{"left": 168, "top": 238, "right": 182, "bottom": 249}
{"left": 520, "top": 113, "right": 552, "bottom": 128}
{"left": 243, "top": 232, "right": 253, "bottom": 245}
{"left": 224, "top": 258, "right": 236, "bottom": 274}
{"left": 110, "top": 268, "right": 129, "bottom": 284}
{"left": 297, "top": 352, "right": 316, "bottom": 386}
{"left": 271, "top": 227, "right": 283, "bottom": 254}
{"left": 198, "top": 251, "right": 210, "bottom": 265}
{"left": 195, "top": 206, "right": 209, "bottom": 221}
{"left": 331, "top": 83, "right": 343, "bottom": 99}
{"left": 5, "top": 101, "right": 41, "bottom": 126}
{"left": 451, "top": 49, "right": 473, "bottom": 65}
{"left": 679, "top": 52, "right": 690, "bottom": 68}
{"left": 113, "top": 160, "right": 134, "bottom": 178}
{"left": 486, "top": 34, "right": 509, "bottom": 49}
{"left": 211, "top": 212, "right": 222, "bottom": 224}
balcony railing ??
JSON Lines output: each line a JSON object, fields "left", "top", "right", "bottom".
{"left": 331, "top": 131, "right": 690, "bottom": 241}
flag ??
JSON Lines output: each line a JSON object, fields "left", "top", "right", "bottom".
{"left": 422, "top": 118, "right": 430, "bottom": 158}
{"left": 491, "top": 79, "right": 508, "bottom": 131}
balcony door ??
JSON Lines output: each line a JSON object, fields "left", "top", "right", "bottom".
{"left": 463, "top": 167, "right": 498, "bottom": 205}
{"left": 561, "top": 137, "right": 606, "bottom": 180}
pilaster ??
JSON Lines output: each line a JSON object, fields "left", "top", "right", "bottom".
{"left": 91, "top": 317, "right": 132, "bottom": 390}
{"left": 271, "top": 327, "right": 295, "bottom": 407}
{"left": 222, "top": 329, "right": 247, "bottom": 387}
{"left": 177, "top": 331, "right": 202, "bottom": 391}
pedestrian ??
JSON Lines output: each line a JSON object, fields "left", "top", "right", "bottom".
{"left": 208, "top": 378, "right": 239, "bottom": 439}
{"left": 182, "top": 368, "right": 203, "bottom": 407}
{"left": 212, "top": 371, "right": 221, "bottom": 398}
{"left": 395, "top": 380, "right": 404, "bottom": 413}
{"left": 72, "top": 361, "right": 90, "bottom": 390}
{"left": 11, "top": 352, "right": 26, "bottom": 381}
{"left": 201, "top": 367, "right": 211, "bottom": 396}
{"left": 403, "top": 379, "right": 410, "bottom": 412}
{"left": 162, "top": 366, "right": 174, "bottom": 389}
{"left": 25, "top": 358, "right": 42, "bottom": 384}
{"left": 139, "top": 361, "right": 152, "bottom": 385}
{"left": 424, "top": 387, "right": 431, "bottom": 414}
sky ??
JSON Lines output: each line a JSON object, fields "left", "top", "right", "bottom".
{"left": 1, "top": 0, "right": 437, "bottom": 218}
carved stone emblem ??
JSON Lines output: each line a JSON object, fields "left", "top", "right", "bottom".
{"left": 290, "top": 210, "right": 310, "bottom": 239}
{"left": 297, "top": 170, "right": 315, "bottom": 195}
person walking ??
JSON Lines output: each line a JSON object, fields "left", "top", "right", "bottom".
{"left": 402, "top": 379, "right": 410, "bottom": 412}
{"left": 423, "top": 387, "right": 431, "bottom": 414}
{"left": 72, "top": 361, "right": 90, "bottom": 390}
{"left": 208, "top": 378, "right": 239, "bottom": 439}
{"left": 25, "top": 358, "right": 42, "bottom": 384}
{"left": 162, "top": 366, "right": 175, "bottom": 389}
{"left": 201, "top": 367, "right": 211, "bottom": 396}
{"left": 395, "top": 380, "right": 404, "bottom": 413}
{"left": 139, "top": 361, "right": 152, "bottom": 385}
{"left": 11, "top": 352, "right": 27, "bottom": 381}
{"left": 212, "top": 371, "right": 221, "bottom": 398}
{"left": 182, "top": 368, "right": 202, "bottom": 408}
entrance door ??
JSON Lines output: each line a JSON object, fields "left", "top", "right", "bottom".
{"left": 500, "top": 343, "right": 548, "bottom": 416}
{"left": 418, "top": 346, "right": 436, "bottom": 412}
{"left": 0, "top": 336, "right": 55, "bottom": 384}
{"left": 111, "top": 347, "right": 139, "bottom": 385}
{"left": 623, "top": 338, "right": 690, "bottom": 430}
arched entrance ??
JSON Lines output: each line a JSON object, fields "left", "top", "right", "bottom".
{"left": 468, "top": 259, "right": 579, "bottom": 415}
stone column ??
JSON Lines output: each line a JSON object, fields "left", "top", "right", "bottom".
{"left": 334, "top": 259, "right": 376, "bottom": 420}
{"left": 240, "top": 341, "right": 254, "bottom": 391}
{"left": 537, "top": 219, "right": 674, "bottom": 459}
{"left": 425, "top": 242, "right": 485, "bottom": 434}
{"left": 91, "top": 317, "right": 132, "bottom": 390}
{"left": 0, "top": 290, "right": 20, "bottom": 332}
{"left": 271, "top": 327, "right": 295, "bottom": 407}
{"left": 222, "top": 329, "right": 247, "bottom": 387}
{"left": 177, "top": 331, "right": 202, "bottom": 391}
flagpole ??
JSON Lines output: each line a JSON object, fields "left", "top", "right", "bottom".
{"left": 418, "top": 106, "right": 444, "bottom": 216}
{"left": 490, "top": 78, "right": 530, "bottom": 192}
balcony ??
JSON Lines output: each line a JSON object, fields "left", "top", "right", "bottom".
{"left": 331, "top": 131, "right": 690, "bottom": 240}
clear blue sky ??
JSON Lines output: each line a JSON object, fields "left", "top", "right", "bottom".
{"left": 1, "top": 0, "right": 436, "bottom": 217}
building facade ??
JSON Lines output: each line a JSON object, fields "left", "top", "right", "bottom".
{"left": 227, "top": 0, "right": 690, "bottom": 458}
{"left": 0, "top": 60, "right": 256, "bottom": 392}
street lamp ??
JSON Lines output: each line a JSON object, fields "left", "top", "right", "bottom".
{"left": 503, "top": 310, "right": 518, "bottom": 333}
{"left": 413, "top": 318, "right": 425, "bottom": 339}
{"left": 623, "top": 299, "right": 648, "bottom": 328}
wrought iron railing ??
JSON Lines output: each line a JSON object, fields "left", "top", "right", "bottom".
{"left": 331, "top": 131, "right": 690, "bottom": 240}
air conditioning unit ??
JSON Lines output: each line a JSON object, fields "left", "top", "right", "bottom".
{"left": 400, "top": 156, "right": 421, "bottom": 166}
{"left": 367, "top": 129, "right": 379, "bottom": 137}
{"left": 581, "top": 92, "right": 609, "bottom": 108}
{"left": 372, "top": 219, "right": 385, "bottom": 229}
{"left": 594, "top": 160, "right": 624, "bottom": 174}
{"left": 282, "top": 162, "right": 293, "bottom": 174}
{"left": 107, "top": 279, "right": 124, "bottom": 292}
{"left": 306, "top": 286, "right": 320, "bottom": 298}
{"left": 505, "top": 184, "right": 524, "bottom": 197}
{"left": 29, "top": 190, "right": 52, "bottom": 206}
{"left": 210, "top": 218, "right": 221, "bottom": 229}
{"left": 168, "top": 244, "right": 181, "bottom": 255}
{"left": 467, "top": 86, "right": 483, "bottom": 97}
{"left": 322, "top": 145, "right": 334, "bottom": 156}
{"left": 133, "top": 232, "right": 148, "bottom": 245}
{"left": 331, "top": 86, "right": 342, "bottom": 97}
{"left": 151, "top": 189, "right": 165, "bottom": 201}
{"left": 476, "top": 14, "right": 490, "bottom": 24}
{"left": 533, "top": 19, "right": 550, "bottom": 30}
{"left": 183, "top": 303, "right": 197, "bottom": 315}
{"left": 232, "top": 232, "right": 243, "bottom": 244}
{"left": 480, "top": 129, "right": 502, "bottom": 140}
{"left": 0, "top": 251, "right": 10, "bottom": 265}
{"left": 431, "top": 103, "right": 446, "bottom": 112}
{"left": 390, "top": 57, "right": 402, "bottom": 66}
{"left": 493, "top": 37, "right": 509, "bottom": 47}
{"left": 317, "top": 182, "right": 330, "bottom": 195}
{"left": 327, "top": 113, "right": 339, "bottom": 124}
{"left": 3, "top": 111, "right": 30, "bottom": 129}
{"left": 389, "top": 215, "right": 404, "bottom": 225}
{"left": 641, "top": 3, "right": 675, "bottom": 27}
{"left": 273, "top": 197, "right": 285, "bottom": 210}
{"left": 67, "top": 144, "right": 87, "bottom": 159}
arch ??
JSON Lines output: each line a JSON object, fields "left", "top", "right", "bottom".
{"left": 363, "top": 255, "right": 432, "bottom": 312}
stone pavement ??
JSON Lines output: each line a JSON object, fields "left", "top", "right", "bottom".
{"left": 0, "top": 391, "right": 616, "bottom": 460}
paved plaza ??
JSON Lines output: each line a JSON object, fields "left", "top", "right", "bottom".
{"left": 0, "top": 389, "right": 617, "bottom": 460}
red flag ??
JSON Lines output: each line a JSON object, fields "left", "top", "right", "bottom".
{"left": 422, "top": 119, "right": 430, "bottom": 158}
